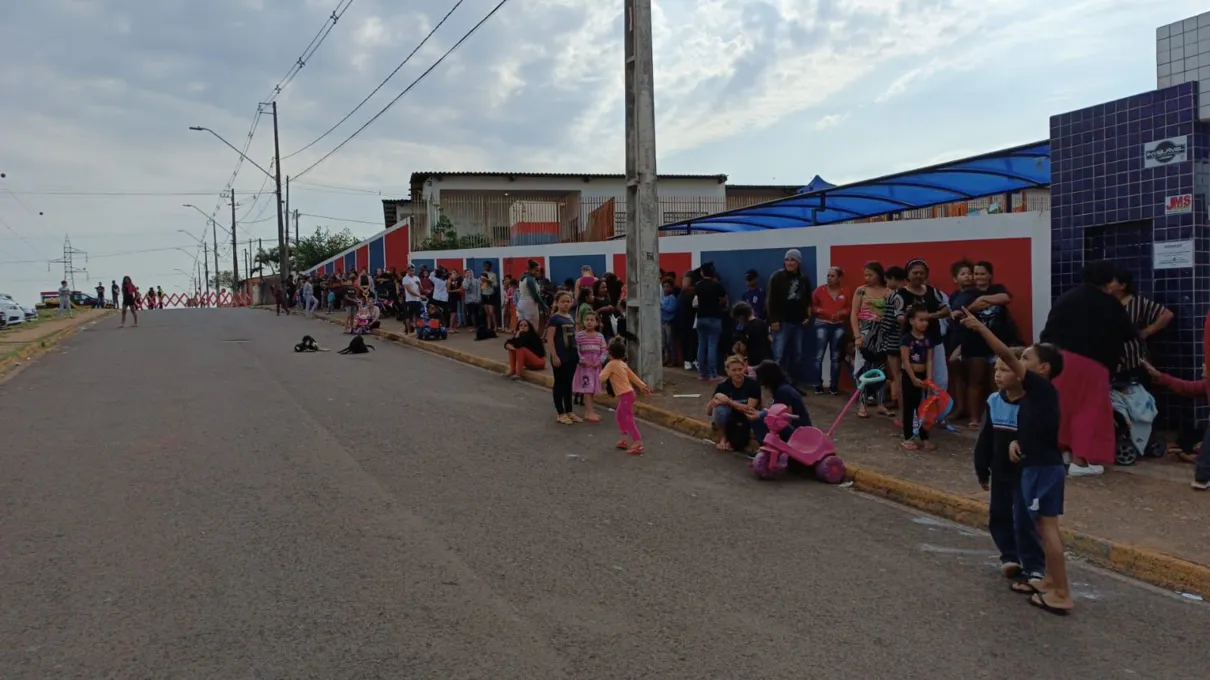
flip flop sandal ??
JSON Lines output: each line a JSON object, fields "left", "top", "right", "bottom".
{"left": 1011, "top": 581, "right": 1040, "bottom": 595}
{"left": 626, "top": 444, "right": 645, "bottom": 456}
{"left": 584, "top": 415, "right": 602, "bottom": 423}
{"left": 616, "top": 440, "right": 631, "bottom": 450}
{"left": 1028, "top": 592, "right": 1071, "bottom": 616}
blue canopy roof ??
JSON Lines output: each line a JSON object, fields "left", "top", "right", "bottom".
{"left": 661, "top": 141, "right": 1050, "bottom": 233}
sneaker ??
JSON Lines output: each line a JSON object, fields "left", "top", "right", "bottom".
{"left": 1192, "top": 480, "right": 1209, "bottom": 491}
{"left": 1000, "top": 562, "right": 1022, "bottom": 578}
{"left": 568, "top": 413, "right": 584, "bottom": 423}
{"left": 557, "top": 414, "right": 574, "bottom": 425}
{"left": 626, "top": 443, "right": 645, "bottom": 456}
{"left": 814, "top": 386, "right": 825, "bottom": 396}
{"left": 829, "top": 387, "right": 840, "bottom": 396}
{"left": 509, "top": 374, "right": 521, "bottom": 381}
{"left": 1068, "top": 464, "right": 1104, "bottom": 478}
{"left": 683, "top": 361, "right": 693, "bottom": 370}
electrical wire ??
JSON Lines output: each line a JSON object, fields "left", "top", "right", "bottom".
{"left": 292, "top": 0, "right": 513, "bottom": 181}
{"left": 4, "top": 189, "right": 273, "bottom": 197}
{"left": 298, "top": 213, "right": 383, "bottom": 225}
{"left": 0, "top": 243, "right": 203, "bottom": 265}
{"left": 269, "top": 0, "right": 357, "bottom": 101}
{"left": 201, "top": 1, "right": 357, "bottom": 237}
{"left": 283, "top": 0, "right": 466, "bottom": 160}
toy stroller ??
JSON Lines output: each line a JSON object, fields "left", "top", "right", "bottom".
{"left": 751, "top": 369, "right": 886, "bottom": 483}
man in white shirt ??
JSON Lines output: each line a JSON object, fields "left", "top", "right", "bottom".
{"left": 57, "top": 281, "right": 73, "bottom": 318}
{"left": 400, "top": 264, "right": 422, "bottom": 334}
{"left": 431, "top": 268, "right": 450, "bottom": 327}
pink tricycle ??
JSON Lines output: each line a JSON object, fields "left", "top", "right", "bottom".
{"left": 750, "top": 368, "right": 886, "bottom": 483}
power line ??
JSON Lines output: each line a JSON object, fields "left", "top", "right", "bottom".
{"left": 3, "top": 189, "right": 274, "bottom": 197}
{"left": 284, "top": 0, "right": 466, "bottom": 159}
{"left": 298, "top": 213, "right": 382, "bottom": 225}
{"left": 0, "top": 243, "right": 202, "bottom": 265}
{"left": 293, "top": 0, "right": 513, "bottom": 181}
{"left": 0, "top": 214, "right": 49, "bottom": 260}
{"left": 202, "top": 1, "right": 357, "bottom": 229}
{"left": 269, "top": 0, "right": 358, "bottom": 101}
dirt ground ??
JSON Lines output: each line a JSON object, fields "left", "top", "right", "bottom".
{"left": 311, "top": 311, "right": 1210, "bottom": 568}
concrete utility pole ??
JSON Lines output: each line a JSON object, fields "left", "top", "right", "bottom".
{"left": 623, "top": 0, "right": 662, "bottom": 389}
{"left": 270, "top": 101, "right": 289, "bottom": 282}
{"left": 230, "top": 189, "right": 239, "bottom": 285}
{"left": 202, "top": 240, "right": 210, "bottom": 297}
{"left": 210, "top": 206, "right": 220, "bottom": 293}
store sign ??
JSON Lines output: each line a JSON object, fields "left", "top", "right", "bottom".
{"left": 1144, "top": 136, "right": 1188, "bottom": 168}
{"left": 1165, "top": 193, "right": 1193, "bottom": 215}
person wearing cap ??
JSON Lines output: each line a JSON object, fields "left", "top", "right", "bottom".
{"left": 766, "top": 249, "right": 813, "bottom": 386}
{"left": 741, "top": 269, "right": 765, "bottom": 319}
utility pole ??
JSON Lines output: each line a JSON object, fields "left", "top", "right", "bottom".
{"left": 623, "top": 0, "right": 662, "bottom": 389}
{"left": 210, "top": 206, "right": 220, "bottom": 294}
{"left": 269, "top": 101, "right": 289, "bottom": 282}
{"left": 202, "top": 240, "right": 211, "bottom": 298}
{"left": 294, "top": 209, "right": 300, "bottom": 246}
{"left": 230, "top": 189, "right": 239, "bottom": 286}
{"left": 284, "top": 176, "right": 291, "bottom": 244}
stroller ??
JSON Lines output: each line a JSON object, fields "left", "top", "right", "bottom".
{"left": 1110, "top": 377, "right": 1165, "bottom": 466}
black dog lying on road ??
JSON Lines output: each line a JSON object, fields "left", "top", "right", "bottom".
{"left": 294, "top": 335, "right": 328, "bottom": 352}
{"left": 338, "top": 335, "right": 375, "bottom": 355}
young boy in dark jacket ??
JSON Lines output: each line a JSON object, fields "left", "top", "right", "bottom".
{"left": 973, "top": 346, "right": 1046, "bottom": 587}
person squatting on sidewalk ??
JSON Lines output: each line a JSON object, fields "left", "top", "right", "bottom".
{"left": 599, "top": 337, "right": 652, "bottom": 455}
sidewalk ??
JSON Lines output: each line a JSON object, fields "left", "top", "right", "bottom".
{"left": 294, "top": 309, "right": 1210, "bottom": 591}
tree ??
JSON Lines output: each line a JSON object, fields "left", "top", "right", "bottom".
{"left": 419, "top": 212, "right": 488, "bottom": 251}
{"left": 211, "top": 271, "right": 238, "bottom": 290}
{"left": 294, "top": 226, "right": 360, "bottom": 270}
{"left": 254, "top": 245, "right": 293, "bottom": 275}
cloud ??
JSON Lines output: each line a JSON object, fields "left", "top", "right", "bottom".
{"left": 813, "top": 113, "right": 849, "bottom": 131}
{"left": 0, "top": 0, "right": 1205, "bottom": 304}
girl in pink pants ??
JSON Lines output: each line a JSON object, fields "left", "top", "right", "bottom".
{"left": 599, "top": 339, "right": 652, "bottom": 455}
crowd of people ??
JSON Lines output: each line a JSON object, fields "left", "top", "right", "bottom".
{"left": 271, "top": 250, "right": 1210, "bottom": 616}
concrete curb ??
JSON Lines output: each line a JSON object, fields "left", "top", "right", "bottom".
{"left": 276, "top": 307, "right": 1210, "bottom": 596}
{"left": 0, "top": 313, "right": 111, "bottom": 380}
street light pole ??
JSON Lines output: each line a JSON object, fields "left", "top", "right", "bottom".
{"left": 624, "top": 0, "right": 662, "bottom": 389}
{"left": 269, "top": 101, "right": 289, "bottom": 282}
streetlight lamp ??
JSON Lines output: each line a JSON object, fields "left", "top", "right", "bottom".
{"left": 182, "top": 203, "right": 223, "bottom": 293}
{"left": 173, "top": 238, "right": 209, "bottom": 297}
{"left": 189, "top": 121, "right": 286, "bottom": 282}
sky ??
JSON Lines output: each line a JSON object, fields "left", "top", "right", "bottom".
{"left": 0, "top": 0, "right": 1203, "bottom": 306}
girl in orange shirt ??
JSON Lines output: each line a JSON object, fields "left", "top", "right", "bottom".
{"left": 600, "top": 338, "right": 652, "bottom": 455}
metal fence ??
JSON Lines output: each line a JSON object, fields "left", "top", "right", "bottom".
{"left": 407, "top": 188, "right": 1053, "bottom": 251}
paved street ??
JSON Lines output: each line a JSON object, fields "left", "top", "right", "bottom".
{"left": 0, "top": 309, "right": 1204, "bottom": 679}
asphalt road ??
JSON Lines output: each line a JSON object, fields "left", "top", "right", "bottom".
{"left": 0, "top": 309, "right": 1204, "bottom": 679}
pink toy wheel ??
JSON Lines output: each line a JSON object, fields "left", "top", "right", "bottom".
{"left": 814, "top": 455, "right": 846, "bottom": 484}
{"left": 751, "top": 450, "right": 786, "bottom": 480}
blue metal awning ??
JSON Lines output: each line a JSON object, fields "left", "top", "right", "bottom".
{"left": 660, "top": 142, "right": 1050, "bottom": 233}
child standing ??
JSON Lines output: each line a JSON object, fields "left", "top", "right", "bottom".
{"left": 574, "top": 312, "right": 607, "bottom": 422}
{"left": 960, "top": 308, "right": 1073, "bottom": 615}
{"left": 660, "top": 280, "right": 678, "bottom": 366}
{"left": 600, "top": 338, "right": 652, "bottom": 454}
{"left": 576, "top": 287, "right": 594, "bottom": 330}
{"left": 974, "top": 346, "right": 1046, "bottom": 589}
{"left": 544, "top": 291, "right": 580, "bottom": 424}
{"left": 899, "top": 305, "right": 935, "bottom": 450}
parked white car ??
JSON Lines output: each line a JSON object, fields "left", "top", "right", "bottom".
{"left": 0, "top": 299, "right": 25, "bottom": 326}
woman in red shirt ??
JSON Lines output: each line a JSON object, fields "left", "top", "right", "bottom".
{"left": 811, "top": 266, "right": 851, "bottom": 395}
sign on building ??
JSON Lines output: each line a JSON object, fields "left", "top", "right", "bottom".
{"left": 1165, "top": 193, "right": 1193, "bottom": 215}
{"left": 1144, "top": 136, "right": 1188, "bottom": 169}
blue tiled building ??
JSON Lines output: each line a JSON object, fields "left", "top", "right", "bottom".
{"left": 1049, "top": 80, "right": 1209, "bottom": 424}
